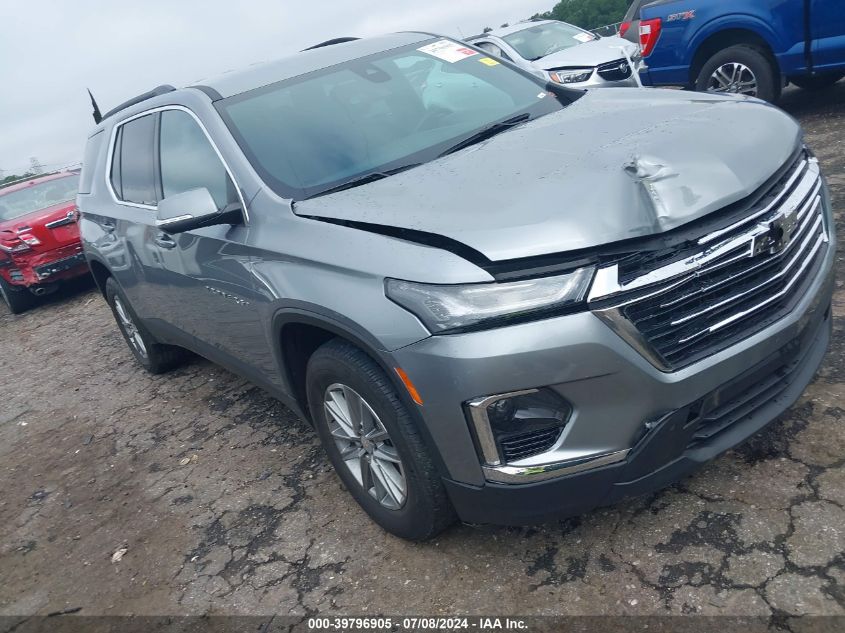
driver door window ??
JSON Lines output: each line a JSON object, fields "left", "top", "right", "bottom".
{"left": 159, "top": 110, "right": 237, "bottom": 210}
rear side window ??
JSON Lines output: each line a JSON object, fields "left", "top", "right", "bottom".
{"left": 111, "top": 114, "right": 157, "bottom": 206}
{"left": 78, "top": 130, "right": 104, "bottom": 195}
{"left": 159, "top": 110, "right": 236, "bottom": 211}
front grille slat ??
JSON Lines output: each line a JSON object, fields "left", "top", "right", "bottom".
{"left": 633, "top": 194, "right": 823, "bottom": 326}
{"left": 596, "top": 58, "right": 633, "bottom": 81}
{"left": 604, "top": 151, "right": 828, "bottom": 370}
{"left": 671, "top": 213, "right": 824, "bottom": 330}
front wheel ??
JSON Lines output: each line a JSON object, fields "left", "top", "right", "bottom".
{"left": 0, "top": 276, "right": 33, "bottom": 314}
{"left": 695, "top": 45, "right": 780, "bottom": 102}
{"left": 306, "top": 339, "right": 455, "bottom": 540}
{"left": 105, "top": 277, "right": 185, "bottom": 374}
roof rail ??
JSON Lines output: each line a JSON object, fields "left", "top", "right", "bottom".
{"left": 302, "top": 37, "right": 360, "bottom": 51}
{"left": 101, "top": 85, "right": 177, "bottom": 121}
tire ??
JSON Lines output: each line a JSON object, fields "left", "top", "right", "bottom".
{"left": 0, "top": 276, "right": 33, "bottom": 314}
{"left": 695, "top": 45, "right": 780, "bottom": 103}
{"left": 790, "top": 72, "right": 845, "bottom": 91}
{"left": 306, "top": 339, "right": 456, "bottom": 540}
{"left": 105, "top": 277, "right": 185, "bottom": 374}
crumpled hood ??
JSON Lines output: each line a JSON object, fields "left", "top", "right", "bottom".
{"left": 294, "top": 89, "right": 802, "bottom": 262}
{"left": 531, "top": 37, "right": 639, "bottom": 70}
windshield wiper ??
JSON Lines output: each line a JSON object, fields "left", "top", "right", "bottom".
{"left": 439, "top": 113, "right": 531, "bottom": 157}
{"left": 313, "top": 163, "right": 422, "bottom": 197}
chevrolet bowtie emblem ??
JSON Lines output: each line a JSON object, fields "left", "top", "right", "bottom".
{"left": 752, "top": 215, "right": 794, "bottom": 257}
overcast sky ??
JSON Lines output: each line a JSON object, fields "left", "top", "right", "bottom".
{"left": 0, "top": 0, "right": 554, "bottom": 176}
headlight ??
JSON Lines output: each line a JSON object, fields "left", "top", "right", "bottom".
{"left": 385, "top": 267, "right": 594, "bottom": 333}
{"left": 549, "top": 69, "right": 594, "bottom": 84}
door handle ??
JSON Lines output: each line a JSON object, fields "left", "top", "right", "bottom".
{"left": 154, "top": 232, "right": 177, "bottom": 249}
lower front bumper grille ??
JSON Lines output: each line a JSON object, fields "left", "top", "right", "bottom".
{"left": 499, "top": 427, "right": 561, "bottom": 462}
{"left": 686, "top": 329, "right": 808, "bottom": 447}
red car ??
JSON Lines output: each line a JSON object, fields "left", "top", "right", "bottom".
{"left": 0, "top": 171, "right": 89, "bottom": 313}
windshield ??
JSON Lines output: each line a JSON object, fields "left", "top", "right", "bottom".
{"left": 217, "top": 38, "right": 567, "bottom": 199}
{"left": 503, "top": 22, "right": 597, "bottom": 61}
{"left": 0, "top": 175, "right": 78, "bottom": 222}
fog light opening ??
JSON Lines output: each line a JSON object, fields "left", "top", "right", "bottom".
{"left": 467, "top": 388, "right": 572, "bottom": 466}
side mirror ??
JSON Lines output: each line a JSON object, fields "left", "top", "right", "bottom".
{"left": 155, "top": 188, "right": 243, "bottom": 234}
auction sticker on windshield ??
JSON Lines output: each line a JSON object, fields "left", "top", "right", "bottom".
{"left": 573, "top": 32, "right": 595, "bottom": 43}
{"left": 418, "top": 39, "right": 478, "bottom": 63}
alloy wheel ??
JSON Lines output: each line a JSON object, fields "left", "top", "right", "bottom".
{"left": 114, "top": 296, "right": 148, "bottom": 359}
{"left": 707, "top": 62, "right": 758, "bottom": 96}
{"left": 323, "top": 383, "right": 407, "bottom": 510}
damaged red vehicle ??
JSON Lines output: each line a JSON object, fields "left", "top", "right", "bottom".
{"left": 0, "top": 171, "right": 88, "bottom": 313}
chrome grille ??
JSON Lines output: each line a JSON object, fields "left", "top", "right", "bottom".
{"left": 597, "top": 58, "right": 633, "bottom": 81}
{"left": 591, "top": 153, "right": 828, "bottom": 370}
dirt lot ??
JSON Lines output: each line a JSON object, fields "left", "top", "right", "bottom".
{"left": 2, "top": 84, "right": 844, "bottom": 625}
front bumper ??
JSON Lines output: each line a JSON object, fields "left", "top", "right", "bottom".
{"left": 391, "top": 231, "right": 835, "bottom": 525}
{"left": 445, "top": 301, "right": 830, "bottom": 525}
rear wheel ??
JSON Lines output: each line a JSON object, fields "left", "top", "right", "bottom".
{"left": 790, "top": 72, "right": 845, "bottom": 91}
{"left": 0, "top": 276, "right": 33, "bottom": 314}
{"left": 306, "top": 339, "right": 455, "bottom": 540}
{"left": 695, "top": 45, "right": 780, "bottom": 102}
{"left": 105, "top": 277, "right": 185, "bottom": 374}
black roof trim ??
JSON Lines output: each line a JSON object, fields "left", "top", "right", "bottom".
{"left": 190, "top": 84, "right": 224, "bottom": 101}
{"left": 302, "top": 37, "right": 360, "bottom": 51}
{"left": 101, "top": 85, "right": 176, "bottom": 121}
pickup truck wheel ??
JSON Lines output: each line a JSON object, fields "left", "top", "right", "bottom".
{"left": 306, "top": 339, "right": 456, "bottom": 540}
{"left": 0, "top": 276, "right": 33, "bottom": 314}
{"left": 790, "top": 72, "right": 845, "bottom": 91}
{"left": 105, "top": 277, "right": 185, "bottom": 374}
{"left": 696, "top": 45, "right": 780, "bottom": 102}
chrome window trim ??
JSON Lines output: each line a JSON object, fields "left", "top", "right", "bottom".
{"left": 104, "top": 104, "right": 249, "bottom": 222}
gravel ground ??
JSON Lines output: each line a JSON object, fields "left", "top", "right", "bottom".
{"left": 1, "top": 84, "right": 844, "bottom": 625}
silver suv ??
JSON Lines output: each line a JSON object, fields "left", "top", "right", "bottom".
{"left": 79, "top": 33, "right": 835, "bottom": 540}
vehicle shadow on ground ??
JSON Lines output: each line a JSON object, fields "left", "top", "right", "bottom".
{"left": 777, "top": 79, "right": 845, "bottom": 117}
{"left": 0, "top": 274, "right": 100, "bottom": 319}
{"left": 31, "top": 274, "right": 98, "bottom": 311}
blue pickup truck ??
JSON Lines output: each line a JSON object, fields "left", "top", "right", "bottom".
{"left": 622, "top": 0, "right": 845, "bottom": 102}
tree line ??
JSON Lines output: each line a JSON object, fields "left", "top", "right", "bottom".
{"left": 534, "top": 0, "right": 631, "bottom": 30}
{"left": 483, "top": 0, "right": 632, "bottom": 33}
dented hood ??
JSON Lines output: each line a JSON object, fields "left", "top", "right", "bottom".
{"left": 530, "top": 36, "right": 639, "bottom": 70}
{"left": 293, "top": 89, "right": 802, "bottom": 262}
